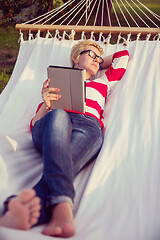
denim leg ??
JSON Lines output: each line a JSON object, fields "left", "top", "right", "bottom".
{"left": 32, "top": 109, "right": 75, "bottom": 224}
{"left": 32, "top": 110, "right": 103, "bottom": 225}
{"left": 3, "top": 111, "right": 103, "bottom": 225}
{"left": 69, "top": 113, "right": 103, "bottom": 176}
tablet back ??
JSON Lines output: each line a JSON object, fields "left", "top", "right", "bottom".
{"left": 47, "top": 66, "right": 86, "bottom": 112}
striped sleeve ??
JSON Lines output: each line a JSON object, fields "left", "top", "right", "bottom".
{"left": 105, "top": 50, "right": 129, "bottom": 82}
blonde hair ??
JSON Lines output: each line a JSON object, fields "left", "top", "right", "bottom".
{"left": 70, "top": 40, "right": 104, "bottom": 67}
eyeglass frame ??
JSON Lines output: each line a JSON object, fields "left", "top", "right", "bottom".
{"left": 80, "top": 50, "right": 104, "bottom": 65}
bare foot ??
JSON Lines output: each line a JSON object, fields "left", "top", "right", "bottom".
{"left": 0, "top": 189, "right": 41, "bottom": 230}
{"left": 42, "top": 202, "right": 76, "bottom": 238}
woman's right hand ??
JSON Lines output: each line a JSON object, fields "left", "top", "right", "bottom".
{"left": 41, "top": 78, "right": 61, "bottom": 109}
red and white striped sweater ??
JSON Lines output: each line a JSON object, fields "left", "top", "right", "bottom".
{"left": 85, "top": 50, "right": 129, "bottom": 127}
{"left": 30, "top": 50, "right": 129, "bottom": 131}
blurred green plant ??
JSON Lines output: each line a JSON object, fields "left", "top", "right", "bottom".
{"left": 0, "top": 26, "right": 19, "bottom": 51}
{"left": 53, "top": 0, "right": 63, "bottom": 9}
{"left": 0, "top": 26, "right": 19, "bottom": 93}
{"left": 0, "top": 67, "right": 13, "bottom": 93}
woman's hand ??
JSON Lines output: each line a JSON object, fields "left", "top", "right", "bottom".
{"left": 41, "top": 78, "right": 61, "bottom": 109}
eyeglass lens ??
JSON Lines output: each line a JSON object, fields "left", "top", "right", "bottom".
{"left": 80, "top": 50, "right": 104, "bottom": 64}
{"left": 89, "top": 50, "right": 103, "bottom": 64}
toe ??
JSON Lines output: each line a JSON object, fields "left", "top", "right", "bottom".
{"left": 19, "top": 189, "right": 36, "bottom": 203}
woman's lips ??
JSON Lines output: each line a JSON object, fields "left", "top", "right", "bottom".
{"left": 91, "top": 63, "right": 98, "bottom": 68}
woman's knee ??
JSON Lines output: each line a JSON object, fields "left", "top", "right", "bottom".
{"left": 47, "top": 109, "right": 70, "bottom": 128}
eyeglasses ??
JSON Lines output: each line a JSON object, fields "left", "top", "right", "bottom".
{"left": 80, "top": 50, "right": 104, "bottom": 65}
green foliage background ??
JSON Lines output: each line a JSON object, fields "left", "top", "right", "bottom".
{"left": 0, "top": 0, "right": 64, "bottom": 24}
{"left": 0, "top": 0, "right": 64, "bottom": 93}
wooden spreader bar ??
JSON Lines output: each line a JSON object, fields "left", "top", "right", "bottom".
{"left": 16, "top": 24, "right": 160, "bottom": 35}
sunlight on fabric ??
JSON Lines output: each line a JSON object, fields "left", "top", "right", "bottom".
{"left": 19, "top": 66, "right": 35, "bottom": 82}
{"left": 6, "top": 136, "right": 18, "bottom": 152}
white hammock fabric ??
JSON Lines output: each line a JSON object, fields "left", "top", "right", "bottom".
{"left": 0, "top": 33, "right": 160, "bottom": 239}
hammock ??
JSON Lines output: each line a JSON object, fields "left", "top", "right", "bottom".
{"left": 15, "top": 0, "right": 160, "bottom": 39}
{"left": 0, "top": 0, "right": 160, "bottom": 239}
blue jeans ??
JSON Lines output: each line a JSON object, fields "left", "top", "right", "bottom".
{"left": 32, "top": 109, "right": 103, "bottom": 224}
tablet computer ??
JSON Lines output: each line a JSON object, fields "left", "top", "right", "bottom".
{"left": 47, "top": 66, "right": 86, "bottom": 112}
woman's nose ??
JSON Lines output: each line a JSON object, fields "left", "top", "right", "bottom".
{"left": 93, "top": 58, "right": 98, "bottom": 63}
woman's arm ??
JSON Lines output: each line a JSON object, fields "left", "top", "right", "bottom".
{"left": 31, "top": 103, "right": 50, "bottom": 127}
{"left": 105, "top": 50, "right": 129, "bottom": 82}
{"left": 31, "top": 79, "right": 61, "bottom": 127}
{"left": 100, "top": 54, "right": 113, "bottom": 69}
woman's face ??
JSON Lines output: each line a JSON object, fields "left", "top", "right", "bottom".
{"left": 74, "top": 46, "right": 101, "bottom": 79}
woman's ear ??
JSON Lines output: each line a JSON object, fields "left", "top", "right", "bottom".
{"left": 73, "top": 56, "right": 79, "bottom": 66}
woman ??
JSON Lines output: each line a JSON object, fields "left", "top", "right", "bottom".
{"left": 4, "top": 40, "right": 129, "bottom": 237}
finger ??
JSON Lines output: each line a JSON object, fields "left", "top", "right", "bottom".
{"left": 43, "top": 93, "right": 61, "bottom": 110}
{"left": 45, "top": 93, "right": 61, "bottom": 100}
{"left": 49, "top": 94, "right": 61, "bottom": 100}
{"left": 42, "top": 92, "right": 50, "bottom": 103}
{"left": 48, "top": 87, "right": 60, "bottom": 93}
{"left": 45, "top": 100, "right": 51, "bottom": 109}
{"left": 44, "top": 95, "right": 51, "bottom": 109}
{"left": 41, "top": 88, "right": 59, "bottom": 96}
{"left": 42, "top": 91, "right": 60, "bottom": 98}
{"left": 43, "top": 78, "right": 50, "bottom": 89}
{"left": 41, "top": 88, "right": 49, "bottom": 96}
{"left": 41, "top": 87, "right": 60, "bottom": 99}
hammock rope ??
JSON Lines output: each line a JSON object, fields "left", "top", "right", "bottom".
{"left": 23, "top": 0, "right": 74, "bottom": 25}
{"left": 84, "top": 0, "right": 98, "bottom": 26}
{"left": 130, "top": 0, "right": 159, "bottom": 28}
{"left": 53, "top": 0, "right": 85, "bottom": 25}
{"left": 136, "top": 0, "right": 160, "bottom": 21}
{"left": 106, "top": 0, "right": 112, "bottom": 27}
{"left": 15, "top": 0, "right": 160, "bottom": 40}
{"left": 125, "top": 0, "right": 150, "bottom": 28}
{"left": 93, "top": 0, "right": 102, "bottom": 26}
{"left": 70, "top": 0, "right": 92, "bottom": 26}
{"left": 111, "top": 0, "right": 122, "bottom": 27}
{"left": 119, "top": 0, "right": 139, "bottom": 27}
{"left": 114, "top": 0, "right": 131, "bottom": 27}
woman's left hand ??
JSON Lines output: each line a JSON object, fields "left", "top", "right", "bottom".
{"left": 41, "top": 78, "right": 61, "bottom": 109}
